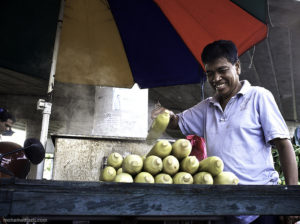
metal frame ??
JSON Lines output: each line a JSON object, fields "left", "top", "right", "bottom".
{"left": 36, "top": 0, "right": 65, "bottom": 179}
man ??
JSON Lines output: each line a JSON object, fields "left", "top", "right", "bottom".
{"left": 152, "top": 40, "right": 298, "bottom": 223}
{"left": 0, "top": 108, "right": 15, "bottom": 137}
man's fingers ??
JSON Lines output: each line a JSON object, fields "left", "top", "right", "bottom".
{"left": 151, "top": 107, "right": 166, "bottom": 119}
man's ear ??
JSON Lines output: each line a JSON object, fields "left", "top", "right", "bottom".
{"left": 235, "top": 60, "right": 241, "bottom": 75}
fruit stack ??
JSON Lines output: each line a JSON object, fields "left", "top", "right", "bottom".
{"left": 100, "top": 139, "right": 239, "bottom": 185}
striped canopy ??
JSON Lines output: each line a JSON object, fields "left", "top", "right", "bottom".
{"left": 0, "top": 0, "right": 267, "bottom": 89}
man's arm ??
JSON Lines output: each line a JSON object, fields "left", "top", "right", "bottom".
{"left": 272, "top": 138, "right": 298, "bottom": 185}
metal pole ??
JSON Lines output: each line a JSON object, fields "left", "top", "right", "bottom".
{"left": 36, "top": 0, "right": 65, "bottom": 179}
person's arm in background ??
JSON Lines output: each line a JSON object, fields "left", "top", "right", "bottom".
{"left": 272, "top": 138, "right": 298, "bottom": 185}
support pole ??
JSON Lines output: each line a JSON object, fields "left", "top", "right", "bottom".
{"left": 36, "top": 0, "right": 65, "bottom": 179}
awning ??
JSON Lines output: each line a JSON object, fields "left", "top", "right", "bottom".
{"left": 0, "top": 0, "right": 267, "bottom": 89}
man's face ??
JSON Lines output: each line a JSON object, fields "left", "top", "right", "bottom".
{"left": 205, "top": 57, "right": 241, "bottom": 100}
{"left": 0, "top": 119, "right": 14, "bottom": 135}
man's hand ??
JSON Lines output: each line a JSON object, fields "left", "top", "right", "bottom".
{"left": 150, "top": 103, "right": 179, "bottom": 129}
{"left": 151, "top": 105, "right": 167, "bottom": 120}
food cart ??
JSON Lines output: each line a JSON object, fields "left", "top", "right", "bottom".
{"left": 1, "top": 178, "right": 300, "bottom": 223}
{"left": 1, "top": 134, "right": 300, "bottom": 223}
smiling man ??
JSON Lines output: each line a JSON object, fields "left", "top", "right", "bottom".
{"left": 152, "top": 40, "right": 298, "bottom": 224}
{"left": 205, "top": 57, "right": 241, "bottom": 110}
{"left": 0, "top": 108, "right": 15, "bottom": 137}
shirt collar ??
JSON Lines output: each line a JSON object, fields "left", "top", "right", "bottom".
{"left": 209, "top": 80, "right": 252, "bottom": 105}
{"left": 238, "top": 80, "right": 251, "bottom": 95}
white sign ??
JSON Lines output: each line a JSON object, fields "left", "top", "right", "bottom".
{"left": 92, "top": 84, "right": 148, "bottom": 138}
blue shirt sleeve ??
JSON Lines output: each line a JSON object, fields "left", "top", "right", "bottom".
{"left": 256, "top": 87, "right": 290, "bottom": 144}
{"left": 177, "top": 99, "right": 208, "bottom": 137}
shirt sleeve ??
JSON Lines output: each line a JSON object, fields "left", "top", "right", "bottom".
{"left": 257, "top": 88, "right": 290, "bottom": 144}
{"left": 177, "top": 100, "right": 207, "bottom": 137}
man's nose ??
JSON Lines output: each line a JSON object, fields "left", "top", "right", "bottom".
{"left": 212, "top": 72, "right": 222, "bottom": 82}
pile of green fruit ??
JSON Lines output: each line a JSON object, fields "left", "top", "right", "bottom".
{"left": 272, "top": 144, "right": 300, "bottom": 185}
{"left": 100, "top": 139, "right": 239, "bottom": 185}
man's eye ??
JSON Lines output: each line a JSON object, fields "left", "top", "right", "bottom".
{"left": 218, "top": 68, "right": 229, "bottom": 74}
{"left": 218, "top": 69, "right": 228, "bottom": 74}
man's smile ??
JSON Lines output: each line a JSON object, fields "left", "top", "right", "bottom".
{"left": 214, "top": 82, "right": 227, "bottom": 90}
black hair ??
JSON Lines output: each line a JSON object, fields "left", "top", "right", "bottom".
{"left": 201, "top": 40, "right": 238, "bottom": 65}
{"left": 0, "top": 108, "right": 16, "bottom": 123}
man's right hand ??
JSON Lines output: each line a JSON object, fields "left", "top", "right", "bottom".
{"left": 151, "top": 106, "right": 167, "bottom": 120}
{"left": 150, "top": 104, "right": 179, "bottom": 129}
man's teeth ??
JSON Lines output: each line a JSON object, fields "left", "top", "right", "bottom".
{"left": 216, "top": 83, "right": 225, "bottom": 89}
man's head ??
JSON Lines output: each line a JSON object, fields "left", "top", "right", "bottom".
{"left": 0, "top": 108, "right": 15, "bottom": 135}
{"left": 201, "top": 40, "right": 239, "bottom": 65}
{"left": 201, "top": 40, "right": 241, "bottom": 101}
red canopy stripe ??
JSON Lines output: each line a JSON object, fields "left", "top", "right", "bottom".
{"left": 154, "top": 0, "right": 267, "bottom": 68}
